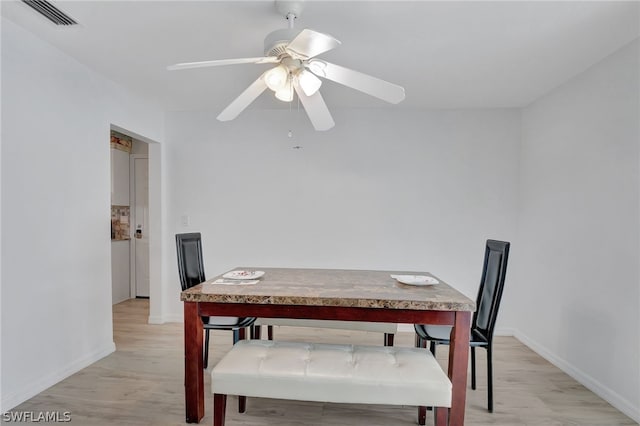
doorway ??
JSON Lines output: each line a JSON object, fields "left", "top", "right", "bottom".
{"left": 110, "top": 124, "right": 161, "bottom": 324}
{"left": 110, "top": 133, "right": 150, "bottom": 301}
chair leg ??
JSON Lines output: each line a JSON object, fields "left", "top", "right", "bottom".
{"left": 238, "top": 327, "right": 246, "bottom": 340}
{"left": 238, "top": 396, "right": 246, "bottom": 413}
{"left": 251, "top": 325, "right": 262, "bottom": 339}
{"left": 384, "top": 333, "right": 395, "bottom": 346}
{"left": 213, "top": 394, "right": 227, "bottom": 426}
{"left": 418, "top": 406, "right": 426, "bottom": 425}
{"left": 471, "top": 346, "right": 477, "bottom": 390}
{"left": 487, "top": 345, "right": 493, "bottom": 412}
{"left": 232, "top": 329, "right": 240, "bottom": 344}
{"left": 267, "top": 325, "right": 274, "bottom": 340}
{"left": 429, "top": 341, "right": 436, "bottom": 356}
{"left": 204, "top": 329, "right": 210, "bottom": 369}
{"left": 415, "top": 334, "right": 421, "bottom": 348}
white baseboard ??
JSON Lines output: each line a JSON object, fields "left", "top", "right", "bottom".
{"left": 147, "top": 315, "right": 165, "bottom": 324}
{"left": 1, "top": 342, "right": 116, "bottom": 412}
{"left": 513, "top": 330, "right": 640, "bottom": 424}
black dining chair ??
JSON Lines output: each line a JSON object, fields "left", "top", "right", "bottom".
{"left": 176, "top": 232, "right": 257, "bottom": 369}
{"left": 414, "top": 239, "right": 510, "bottom": 413}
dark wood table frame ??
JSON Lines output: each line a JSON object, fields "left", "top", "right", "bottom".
{"left": 182, "top": 269, "right": 473, "bottom": 426}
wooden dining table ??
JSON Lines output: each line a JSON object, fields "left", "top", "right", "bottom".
{"left": 181, "top": 267, "right": 475, "bottom": 425}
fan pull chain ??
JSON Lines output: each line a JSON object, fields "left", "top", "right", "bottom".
{"left": 288, "top": 96, "right": 293, "bottom": 138}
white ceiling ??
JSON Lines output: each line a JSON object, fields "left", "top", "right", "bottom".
{"left": 2, "top": 1, "right": 639, "bottom": 112}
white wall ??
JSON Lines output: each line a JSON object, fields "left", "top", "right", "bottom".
{"left": 0, "top": 18, "right": 164, "bottom": 411}
{"left": 515, "top": 39, "right": 639, "bottom": 421}
{"left": 162, "top": 108, "right": 521, "bottom": 321}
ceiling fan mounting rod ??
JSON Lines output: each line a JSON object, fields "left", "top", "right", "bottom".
{"left": 286, "top": 12, "right": 296, "bottom": 29}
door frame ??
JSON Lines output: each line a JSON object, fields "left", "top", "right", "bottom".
{"left": 129, "top": 153, "right": 149, "bottom": 298}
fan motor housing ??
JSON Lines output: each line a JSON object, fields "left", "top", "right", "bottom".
{"left": 264, "top": 28, "right": 302, "bottom": 57}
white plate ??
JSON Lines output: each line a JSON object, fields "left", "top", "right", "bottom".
{"left": 222, "top": 270, "right": 265, "bottom": 280}
{"left": 211, "top": 279, "right": 259, "bottom": 286}
{"left": 391, "top": 274, "right": 439, "bottom": 286}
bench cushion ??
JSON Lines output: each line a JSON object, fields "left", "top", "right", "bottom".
{"left": 212, "top": 340, "right": 451, "bottom": 407}
{"left": 254, "top": 319, "right": 398, "bottom": 334}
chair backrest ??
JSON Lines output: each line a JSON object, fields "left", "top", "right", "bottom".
{"left": 472, "top": 239, "right": 510, "bottom": 342}
{"left": 176, "top": 232, "right": 206, "bottom": 291}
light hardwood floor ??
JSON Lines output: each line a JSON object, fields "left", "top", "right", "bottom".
{"left": 11, "top": 299, "right": 636, "bottom": 425}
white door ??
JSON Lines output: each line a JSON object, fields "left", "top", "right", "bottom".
{"left": 131, "top": 156, "right": 150, "bottom": 297}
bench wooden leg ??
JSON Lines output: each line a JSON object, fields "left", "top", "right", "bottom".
{"left": 434, "top": 407, "right": 448, "bottom": 426}
{"left": 267, "top": 325, "right": 274, "bottom": 340}
{"left": 419, "top": 405, "right": 447, "bottom": 425}
{"left": 418, "top": 406, "right": 426, "bottom": 425}
{"left": 213, "top": 394, "right": 227, "bottom": 426}
{"left": 238, "top": 396, "right": 246, "bottom": 413}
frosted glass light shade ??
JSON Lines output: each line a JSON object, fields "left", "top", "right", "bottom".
{"left": 297, "top": 69, "right": 322, "bottom": 96}
{"left": 275, "top": 81, "right": 294, "bottom": 102}
{"left": 264, "top": 65, "right": 288, "bottom": 91}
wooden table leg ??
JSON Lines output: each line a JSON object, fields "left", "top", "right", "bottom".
{"left": 185, "top": 302, "right": 204, "bottom": 423}
{"left": 448, "top": 311, "right": 471, "bottom": 426}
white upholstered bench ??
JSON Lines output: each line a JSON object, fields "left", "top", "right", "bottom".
{"left": 211, "top": 340, "right": 452, "bottom": 426}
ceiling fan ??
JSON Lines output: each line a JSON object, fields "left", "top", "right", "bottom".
{"left": 167, "top": 0, "right": 405, "bottom": 131}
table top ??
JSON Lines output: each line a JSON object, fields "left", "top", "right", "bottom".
{"left": 181, "top": 267, "right": 475, "bottom": 312}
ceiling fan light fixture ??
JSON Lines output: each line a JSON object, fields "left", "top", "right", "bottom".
{"left": 264, "top": 65, "right": 289, "bottom": 91}
{"left": 297, "top": 69, "right": 322, "bottom": 96}
{"left": 275, "top": 79, "right": 294, "bottom": 102}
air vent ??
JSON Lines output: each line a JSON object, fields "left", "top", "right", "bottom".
{"left": 22, "top": 0, "right": 77, "bottom": 26}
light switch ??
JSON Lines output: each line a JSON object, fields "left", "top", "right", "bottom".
{"left": 181, "top": 215, "right": 190, "bottom": 227}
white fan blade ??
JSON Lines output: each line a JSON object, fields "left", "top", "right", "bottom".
{"left": 217, "top": 74, "right": 268, "bottom": 121}
{"left": 167, "top": 57, "right": 279, "bottom": 71}
{"left": 293, "top": 80, "right": 335, "bottom": 131}
{"left": 285, "top": 29, "right": 341, "bottom": 60}
{"left": 307, "top": 60, "right": 405, "bottom": 104}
